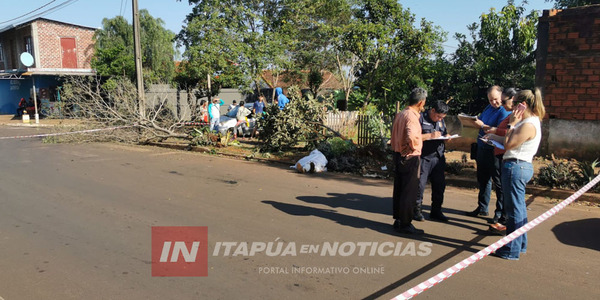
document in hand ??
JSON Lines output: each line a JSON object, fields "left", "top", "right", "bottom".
{"left": 479, "top": 137, "right": 505, "bottom": 150}
{"left": 458, "top": 113, "right": 479, "bottom": 128}
{"left": 430, "top": 134, "right": 460, "bottom": 141}
{"left": 458, "top": 113, "right": 477, "bottom": 120}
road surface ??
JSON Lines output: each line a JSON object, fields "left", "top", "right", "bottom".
{"left": 0, "top": 126, "right": 598, "bottom": 299}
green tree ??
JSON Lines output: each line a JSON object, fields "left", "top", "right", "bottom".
{"left": 139, "top": 11, "right": 177, "bottom": 83}
{"left": 92, "top": 10, "right": 176, "bottom": 84}
{"left": 340, "top": 0, "right": 444, "bottom": 110}
{"left": 92, "top": 16, "right": 135, "bottom": 78}
{"left": 450, "top": 2, "right": 539, "bottom": 113}
{"left": 281, "top": 0, "right": 352, "bottom": 98}
{"left": 176, "top": 0, "right": 289, "bottom": 99}
{"left": 545, "top": 0, "right": 600, "bottom": 8}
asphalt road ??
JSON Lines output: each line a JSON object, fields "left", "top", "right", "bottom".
{"left": 0, "top": 126, "right": 599, "bottom": 300}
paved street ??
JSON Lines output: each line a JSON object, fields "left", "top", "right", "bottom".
{"left": 0, "top": 126, "right": 598, "bottom": 300}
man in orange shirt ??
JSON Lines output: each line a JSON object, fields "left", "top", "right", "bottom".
{"left": 391, "top": 87, "right": 427, "bottom": 235}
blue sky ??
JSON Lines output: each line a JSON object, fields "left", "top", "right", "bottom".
{"left": 3, "top": 0, "right": 554, "bottom": 54}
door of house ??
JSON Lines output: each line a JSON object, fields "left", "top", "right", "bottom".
{"left": 60, "top": 37, "right": 77, "bottom": 68}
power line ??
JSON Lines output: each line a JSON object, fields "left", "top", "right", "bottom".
{"left": 119, "top": 0, "right": 128, "bottom": 17}
{"left": 0, "top": 0, "right": 80, "bottom": 27}
{"left": 442, "top": 44, "right": 458, "bottom": 49}
{"left": 0, "top": 0, "right": 57, "bottom": 25}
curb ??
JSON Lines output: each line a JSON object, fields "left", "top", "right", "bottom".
{"left": 1, "top": 122, "right": 52, "bottom": 127}
{"left": 446, "top": 175, "right": 600, "bottom": 204}
{"left": 144, "top": 142, "right": 295, "bottom": 166}
{"left": 146, "top": 142, "right": 600, "bottom": 204}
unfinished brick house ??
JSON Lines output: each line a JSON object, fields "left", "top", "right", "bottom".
{"left": 0, "top": 18, "right": 96, "bottom": 114}
{"left": 536, "top": 5, "right": 600, "bottom": 160}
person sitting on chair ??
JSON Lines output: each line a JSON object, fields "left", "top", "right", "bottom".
{"left": 16, "top": 98, "right": 27, "bottom": 116}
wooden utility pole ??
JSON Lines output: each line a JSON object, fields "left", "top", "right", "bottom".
{"left": 207, "top": 73, "right": 212, "bottom": 103}
{"left": 132, "top": 0, "right": 145, "bottom": 119}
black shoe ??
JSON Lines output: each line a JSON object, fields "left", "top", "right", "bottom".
{"left": 429, "top": 211, "right": 449, "bottom": 222}
{"left": 413, "top": 205, "right": 424, "bottom": 221}
{"left": 413, "top": 211, "right": 425, "bottom": 222}
{"left": 466, "top": 208, "right": 488, "bottom": 217}
{"left": 490, "top": 251, "right": 519, "bottom": 260}
{"left": 395, "top": 223, "right": 424, "bottom": 235}
{"left": 393, "top": 220, "right": 401, "bottom": 230}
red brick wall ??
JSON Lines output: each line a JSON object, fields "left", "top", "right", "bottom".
{"left": 538, "top": 6, "right": 600, "bottom": 121}
{"left": 35, "top": 19, "right": 96, "bottom": 69}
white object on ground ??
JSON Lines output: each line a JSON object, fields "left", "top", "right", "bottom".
{"left": 293, "top": 149, "right": 328, "bottom": 173}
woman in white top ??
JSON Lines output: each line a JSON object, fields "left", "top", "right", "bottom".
{"left": 486, "top": 89, "right": 545, "bottom": 260}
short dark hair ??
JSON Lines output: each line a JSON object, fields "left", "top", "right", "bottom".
{"left": 239, "top": 101, "right": 245, "bottom": 106}
{"left": 431, "top": 100, "right": 449, "bottom": 114}
{"left": 232, "top": 100, "right": 237, "bottom": 103}
{"left": 408, "top": 87, "right": 427, "bottom": 106}
{"left": 502, "top": 87, "right": 518, "bottom": 99}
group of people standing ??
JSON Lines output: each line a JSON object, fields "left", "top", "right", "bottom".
{"left": 198, "top": 87, "right": 290, "bottom": 133}
{"left": 391, "top": 85, "right": 546, "bottom": 261}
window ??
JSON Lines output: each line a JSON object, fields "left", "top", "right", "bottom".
{"left": 24, "top": 36, "right": 32, "bottom": 54}
{"left": 0, "top": 42, "right": 4, "bottom": 62}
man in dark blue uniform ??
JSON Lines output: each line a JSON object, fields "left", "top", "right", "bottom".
{"left": 414, "top": 100, "right": 450, "bottom": 222}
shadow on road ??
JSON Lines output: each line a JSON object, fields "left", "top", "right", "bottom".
{"left": 295, "top": 193, "right": 489, "bottom": 231}
{"left": 552, "top": 218, "right": 600, "bottom": 252}
{"left": 263, "top": 192, "right": 505, "bottom": 299}
{"left": 296, "top": 193, "right": 389, "bottom": 215}
{"left": 262, "top": 199, "right": 489, "bottom": 251}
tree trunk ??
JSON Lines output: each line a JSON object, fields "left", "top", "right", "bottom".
{"left": 364, "top": 59, "right": 380, "bottom": 107}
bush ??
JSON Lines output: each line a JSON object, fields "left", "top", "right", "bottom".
{"left": 257, "top": 86, "right": 326, "bottom": 152}
{"left": 358, "top": 103, "right": 390, "bottom": 150}
{"left": 316, "top": 137, "right": 359, "bottom": 172}
{"left": 317, "top": 137, "right": 356, "bottom": 159}
{"left": 535, "top": 160, "right": 579, "bottom": 190}
{"left": 190, "top": 127, "right": 219, "bottom": 147}
{"left": 576, "top": 159, "right": 599, "bottom": 185}
{"left": 534, "top": 159, "right": 600, "bottom": 192}
{"left": 446, "top": 161, "right": 465, "bottom": 175}
{"left": 445, "top": 154, "right": 469, "bottom": 175}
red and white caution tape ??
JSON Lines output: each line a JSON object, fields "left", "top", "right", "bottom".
{"left": 392, "top": 173, "right": 600, "bottom": 300}
{"left": 179, "top": 122, "right": 210, "bottom": 126}
{"left": 0, "top": 125, "right": 132, "bottom": 140}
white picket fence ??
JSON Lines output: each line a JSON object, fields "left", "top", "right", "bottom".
{"left": 324, "top": 111, "right": 359, "bottom": 138}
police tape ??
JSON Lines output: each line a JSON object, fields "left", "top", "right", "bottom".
{"left": 179, "top": 122, "right": 209, "bottom": 126}
{"left": 392, "top": 173, "right": 600, "bottom": 300}
{"left": 0, "top": 125, "right": 132, "bottom": 140}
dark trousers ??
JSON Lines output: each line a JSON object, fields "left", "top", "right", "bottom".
{"left": 393, "top": 153, "right": 420, "bottom": 225}
{"left": 476, "top": 147, "right": 503, "bottom": 218}
{"left": 417, "top": 155, "right": 446, "bottom": 212}
{"left": 495, "top": 154, "right": 506, "bottom": 220}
